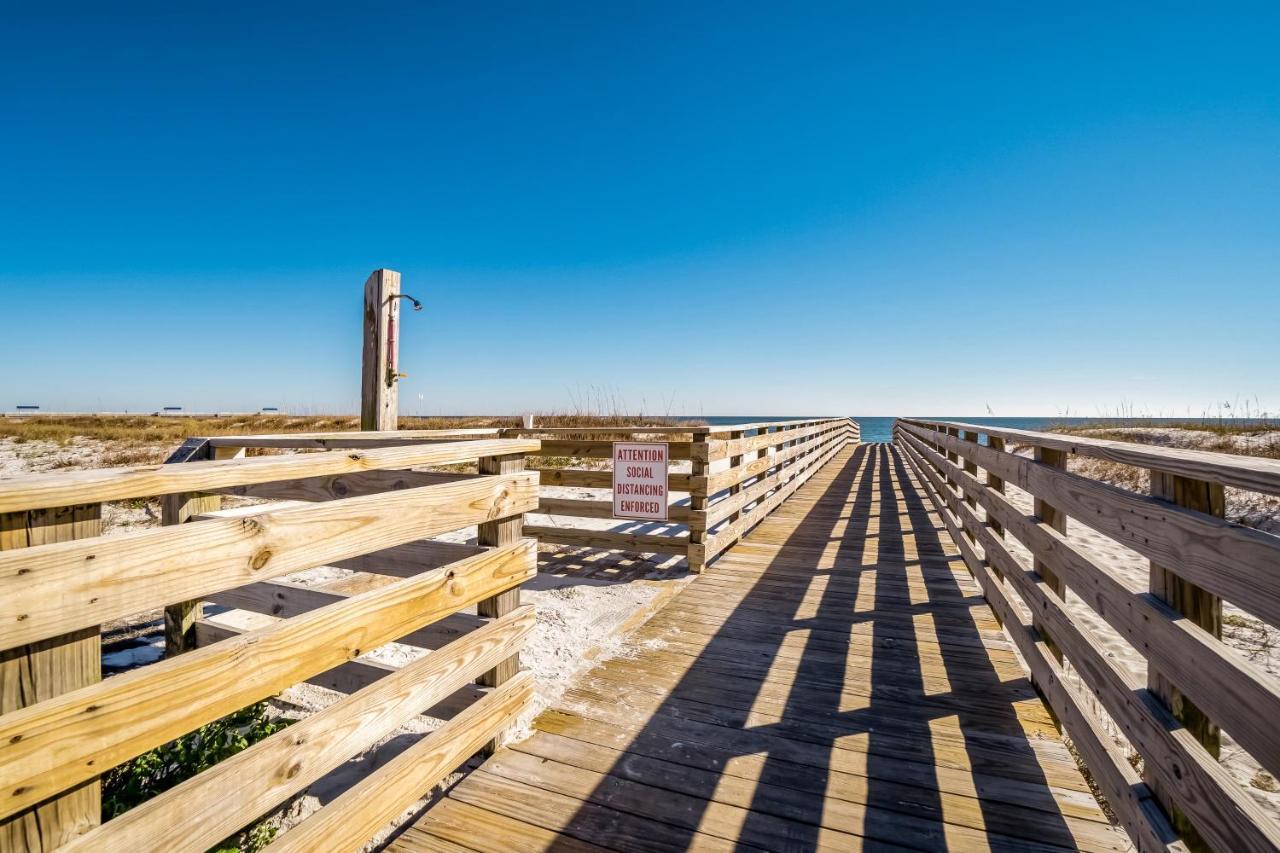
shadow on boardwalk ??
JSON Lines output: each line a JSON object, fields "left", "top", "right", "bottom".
{"left": 399, "top": 443, "right": 1118, "bottom": 852}
{"left": 550, "top": 440, "right": 1080, "bottom": 845}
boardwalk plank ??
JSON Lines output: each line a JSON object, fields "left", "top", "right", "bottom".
{"left": 399, "top": 444, "right": 1123, "bottom": 851}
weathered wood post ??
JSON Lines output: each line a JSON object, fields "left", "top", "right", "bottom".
{"left": 476, "top": 449, "right": 526, "bottom": 752}
{"left": 1147, "top": 470, "right": 1223, "bottom": 847}
{"left": 727, "top": 429, "right": 744, "bottom": 525}
{"left": 162, "top": 439, "right": 218, "bottom": 655}
{"left": 361, "top": 269, "right": 402, "bottom": 431}
{"left": 759, "top": 426, "right": 774, "bottom": 480}
{"left": 1, "top": 504, "right": 102, "bottom": 850}
{"left": 688, "top": 429, "right": 711, "bottom": 573}
{"left": 1033, "top": 445, "right": 1068, "bottom": 661}
{"left": 961, "top": 430, "right": 979, "bottom": 542}
{"left": 161, "top": 440, "right": 244, "bottom": 655}
{"left": 987, "top": 435, "right": 1006, "bottom": 538}
{"left": 945, "top": 426, "right": 960, "bottom": 491}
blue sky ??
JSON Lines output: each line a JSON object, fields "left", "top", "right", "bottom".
{"left": 2, "top": 3, "right": 1277, "bottom": 416}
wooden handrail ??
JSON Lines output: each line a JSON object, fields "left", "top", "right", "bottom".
{"left": 208, "top": 427, "right": 504, "bottom": 449}
{"left": 0, "top": 434, "right": 540, "bottom": 851}
{"left": 0, "top": 437, "right": 540, "bottom": 513}
{"left": 901, "top": 417, "right": 1280, "bottom": 496}
{"left": 898, "top": 421, "right": 1280, "bottom": 626}
{"left": 508, "top": 419, "right": 859, "bottom": 571}
{"left": 703, "top": 416, "right": 855, "bottom": 435}
{"left": 894, "top": 418, "right": 1280, "bottom": 851}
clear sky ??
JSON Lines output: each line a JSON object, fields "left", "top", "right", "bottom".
{"left": 2, "top": 3, "right": 1277, "bottom": 417}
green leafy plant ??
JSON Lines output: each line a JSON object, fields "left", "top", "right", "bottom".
{"left": 103, "top": 702, "right": 292, "bottom": 851}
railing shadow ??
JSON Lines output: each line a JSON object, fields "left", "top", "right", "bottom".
{"left": 546, "top": 442, "right": 1081, "bottom": 851}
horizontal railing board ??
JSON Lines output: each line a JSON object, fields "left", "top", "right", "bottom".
{"left": 532, "top": 468, "right": 694, "bottom": 492}
{"left": 0, "top": 471, "right": 537, "bottom": 649}
{"left": 702, "top": 417, "right": 853, "bottom": 435}
{"left": 506, "top": 418, "right": 852, "bottom": 437}
{"left": 0, "top": 541, "right": 535, "bottom": 820}
{"left": 331, "top": 540, "right": 487, "bottom": 576}
{"left": 902, "top": 418, "right": 1280, "bottom": 498}
{"left": 523, "top": 525, "right": 689, "bottom": 555}
{"left": 900, "top": 420, "right": 1280, "bottom": 629}
{"left": 210, "top": 469, "right": 478, "bottom": 502}
{"left": 64, "top": 607, "right": 534, "bottom": 853}
{"left": 207, "top": 581, "right": 486, "bottom": 649}
{"left": 899, "top": 440, "right": 1185, "bottom": 853}
{"left": 696, "top": 426, "right": 853, "bottom": 495}
{"left": 196, "top": 619, "right": 403, "bottom": 694}
{"left": 901, "top": 434, "right": 1280, "bottom": 852}
{"left": 698, "top": 433, "right": 848, "bottom": 564}
{"left": 193, "top": 507, "right": 489, "bottom": 581}
{"left": 0, "top": 438, "right": 541, "bottom": 513}
{"left": 207, "top": 428, "right": 503, "bottom": 448}
{"left": 536, "top": 497, "right": 693, "bottom": 524}
{"left": 701, "top": 430, "right": 848, "bottom": 529}
{"left": 531, "top": 440, "right": 693, "bottom": 461}
{"left": 695, "top": 437, "right": 845, "bottom": 539}
{"left": 196, "top": 619, "right": 487, "bottom": 712}
{"left": 267, "top": 671, "right": 534, "bottom": 852}
{"left": 502, "top": 427, "right": 698, "bottom": 436}
{"left": 705, "top": 420, "right": 850, "bottom": 462}
{"left": 898, "top": 428, "right": 1280, "bottom": 780}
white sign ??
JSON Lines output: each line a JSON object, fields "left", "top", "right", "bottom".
{"left": 612, "top": 441, "right": 669, "bottom": 521}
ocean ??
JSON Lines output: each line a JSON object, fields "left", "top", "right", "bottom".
{"left": 698, "top": 416, "right": 1254, "bottom": 444}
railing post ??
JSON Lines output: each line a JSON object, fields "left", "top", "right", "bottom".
{"left": 945, "top": 426, "right": 960, "bottom": 491}
{"left": 961, "top": 430, "right": 979, "bottom": 542}
{"left": 361, "top": 268, "right": 402, "bottom": 432}
{"left": 476, "top": 450, "right": 526, "bottom": 754}
{"left": 1, "top": 502, "right": 102, "bottom": 850}
{"left": 1147, "top": 470, "right": 1223, "bottom": 847}
{"left": 161, "top": 439, "right": 242, "bottom": 656}
{"left": 688, "top": 429, "right": 711, "bottom": 573}
{"left": 760, "top": 426, "right": 775, "bottom": 479}
{"left": 727, "top": 430, "right": 744, "bottom": 525}
{"left": 1033, "top": 445, "right": 1068, "bottom": 661}
{"left": 473, "top": 450, "right": 527, "bottom": 758}
{"left": 986, "top": 435, "right": 1006, "bottom": 538}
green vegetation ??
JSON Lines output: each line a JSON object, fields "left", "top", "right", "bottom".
{"left": 103, "top": 702, "right": 292, "bottom": 852}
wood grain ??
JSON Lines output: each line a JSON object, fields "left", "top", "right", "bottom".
{"left": 895, "top": 427, "right": 1280, "bottom": 780}
{"left": 0, "top": 437, "right": 540, "bottom": 513}
{"left": 0, "top": 503, "right": 102, "bottom": 852}
{"left": 0, "top": 540, "right": 535, "bottom": 818}
{"left": 400, "top": 443, "right": 1120, "bottom": 852}
{"left": 901, "top": 418, "right": 1280, "bottom": 498}
{"left": 62, "top": 608, "right": 534, "bottom": 852}
{"left": 899, "top": 420, "right": 1280, "bottom": 628}
{"left": 900, "top": 430, "right": 1279, "bottom": 851}
{"left": 0, "top": 472, "right": 536, "bottom": 649}
{"left": 267, "top": 672, "right": 535, "bottom": 853}
{"left": 898, "top": 434, "right": 1184, "bottom": 853}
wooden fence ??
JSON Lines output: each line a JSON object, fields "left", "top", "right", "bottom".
{"left": 0, "top": 436, "right": 540, "bottom": 852}
{"left": 895, "top": 417, "right": 1280, "bottom": 852}
{"left": 503, "top": 417, "right": 859, "bottom": 571}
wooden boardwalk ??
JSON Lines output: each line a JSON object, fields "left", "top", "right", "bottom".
{"left": 394, "top": 444, "right": 1126, "bottom": 852}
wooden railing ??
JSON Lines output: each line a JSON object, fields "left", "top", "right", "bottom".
{"left": 0, "top": 436, "right": 540, "bottom": 852}
{"left": 895, "top": 418, "right": 1280, "bottom": 852}
{"left": 503, "top": 417, "right": 859, "bottom": 571}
